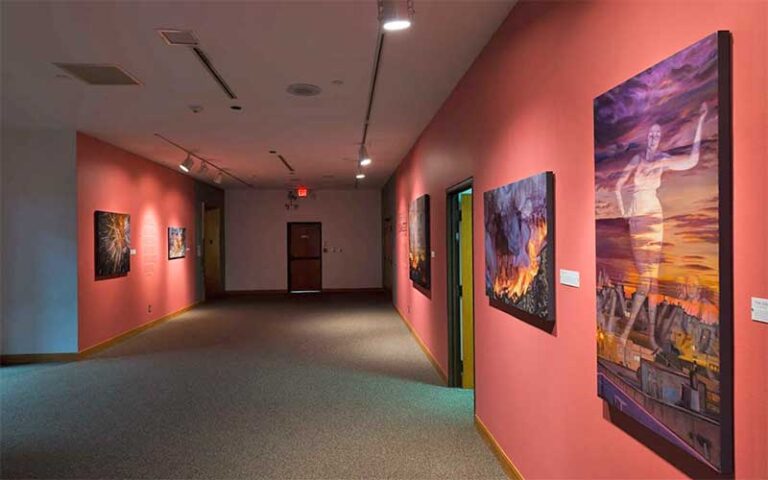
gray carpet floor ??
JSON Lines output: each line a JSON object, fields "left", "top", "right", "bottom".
{"left": 1, "top": 293, "right": 505, "bottom": 479}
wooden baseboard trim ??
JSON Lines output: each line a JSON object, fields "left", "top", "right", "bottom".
{"left": 78, "top": 302, "right": 201, "bottom": 357}
{"left": 1, "top": 353, "right": 79, "bottom": 365}
{"left": 226, "top": 289, "right": 289, "bottom": 296}
{"left": 393, "top": 307, "right": 448, "bottom": 385}
{"left": 321, "top": 287, "right": 385, "bottom": 293}
{"left": 475, "top": 414, "right": 524, "bottom": 480}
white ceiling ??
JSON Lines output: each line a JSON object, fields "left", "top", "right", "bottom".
{"left": 1, "top": 1, "right": 514, "bottom": 189}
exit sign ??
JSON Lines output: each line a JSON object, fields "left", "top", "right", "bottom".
{"left": 296, "top": 186, "right": 309, "bottom": 198}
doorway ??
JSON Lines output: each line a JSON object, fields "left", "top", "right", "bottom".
{"left": 288, "top": 222, "right": 322, "bottom": 292}
{"left": 447, "top": 179, "right": 475, "bottom": 389}
{"left": 203, "top": 206, "right": 224, "bottom": 298}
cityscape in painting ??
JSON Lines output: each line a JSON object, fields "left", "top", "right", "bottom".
{"left": 594, "top": 33, "right": 727, "bottom": 472}
{"left": 408, "top": 195, "right": 430, "bottom": 289}
{"left": 484, "top": 172, "right": 554, "bottom": 325}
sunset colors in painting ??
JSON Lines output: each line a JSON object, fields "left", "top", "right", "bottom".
{"left": 594, "top": 32, "right": 730, "bottom": 472}
{"left": 408, "top": 195, "right": 430, "bottom": 289}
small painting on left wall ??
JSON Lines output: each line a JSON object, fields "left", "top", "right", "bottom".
{"left": 168, "top": 227, "right": 187, "bottom": 259}
{"left": 95, "top": 210, "right": 131, "bottom": 279}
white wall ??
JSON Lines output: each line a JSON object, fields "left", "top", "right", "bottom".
{"left": 1, "top": 127, "right": 79, "bottom": 354}
{"left": 226, "top": 189, "right": 382, "bottom": 291}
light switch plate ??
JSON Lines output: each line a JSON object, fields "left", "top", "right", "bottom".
{"left": 130, "top": 248, "right": 137, "bottom": 256}
{"left": 431, "top": 251, "right": 436, "bottom": 258}
{"left": 752, "top": 297, "right": 768, "bottom": 324}
{"left": 560, "top": 269, "right": 580, "bottom": 288}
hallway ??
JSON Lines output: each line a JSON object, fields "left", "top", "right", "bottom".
{"left": 1, "top": 293, "right": 505, "bottom": 479}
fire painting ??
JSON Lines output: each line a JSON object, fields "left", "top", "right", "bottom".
{"left": 95, "top": 210, "right": 131, "bottom": 279}
{"left": 168, "top": 227, "right": 187, "bottom": 260}
{"left": 408, "top": 194, "right": 430, "bottom": 290}
{"left": 594, "top": 32, "right": 732, "bottom": 474}
{"left": 484, "top": 172, "right": 555, "bottom": 330}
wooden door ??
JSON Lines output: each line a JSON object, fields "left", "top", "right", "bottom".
{"left": 204, "top": 207, "right": 223, "bottom": 297}
{"left": 460, "top": 193, "right": 475, "bottom": 388}
{"left": 288, "top": 222, "right": 322, "bottom": 292}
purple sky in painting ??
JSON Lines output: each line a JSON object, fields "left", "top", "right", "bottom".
{"left": 594, "top": 33, "right": 721, "bottom": 304}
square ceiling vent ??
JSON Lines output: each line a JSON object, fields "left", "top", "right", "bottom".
{"left": 53, "top": 63, "right": 141, "bottom": 85}
{"left": 157, "top": 29, "right": 198, "bottom": 46}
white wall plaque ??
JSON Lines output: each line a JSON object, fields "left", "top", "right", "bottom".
{"left": 559, "top": 269, "right": 580, "bottom": 288}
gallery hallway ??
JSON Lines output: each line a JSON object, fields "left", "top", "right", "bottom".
{"left": 0, "top": 293, "right": 505, "bottom": 479}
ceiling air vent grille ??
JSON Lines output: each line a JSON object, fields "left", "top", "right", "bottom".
{"left": 157, "top": 29, "right": 199, "bottom": 46}
{"left": 53, "top": 63, "right": 141, "bottom": 85}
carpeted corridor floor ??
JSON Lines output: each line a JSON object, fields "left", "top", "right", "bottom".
{"left": 1, "top": 293, "right": 506, "bottom": 479}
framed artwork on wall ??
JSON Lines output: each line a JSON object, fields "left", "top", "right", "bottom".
{"left": 594, "top": 31, "right": 732, "bottom": 474}
{"left": 483, "top": 172, "right": 555, "bottom": 331}
{"left": 95, "top": 210, "right": 131, "bottom": 279}
{"left": 168, "top": 227, "right": 187, "bottom": 260}
{"left": 408, "top": 194, "right": 430, "bottom": 290}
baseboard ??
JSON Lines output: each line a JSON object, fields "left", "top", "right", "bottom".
{"left": 227, "top": 288, "right": 385, "bottom": 295}
{"left": 321, "top": 287, "right": 385, "bottom": 293}
{"left": 226, "top": 289, "right": 289, "bottom": 296}
{"left": 393, "top": 307, "right": 449, "bottom": 385}
{"left": 1, "top": 353, "right": 79, "bottom": 365}
{"left": 475, "top": 414, "right": 525, "bottom": 480}
{"left": 78, "top": 302, "right": 201, "bottom": 357}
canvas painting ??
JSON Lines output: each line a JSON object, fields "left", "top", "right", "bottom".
{"left": 408, "top": 194, "right": 430, "bottom": 289}
{"left": 484, "top": 172, "right": 555, "bottom": 329}
{"left": 594, "top": 32, "right": 732, "bottom": 473}
{"left": 95, "top": 210, "right": 131, "bottom": 279}
{"left": 168, "top": 227, "right": 187, "bottom": 260}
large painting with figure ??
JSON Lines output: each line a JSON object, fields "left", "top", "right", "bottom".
{"left": 95, "top": 210, "right": 131, "bottom": 279}
{"left": 594, "top": 32, "right": 732, "bottom": 474}
{"left": 484, "top": 172, "right": 555, "bottom": 330}
{"left": 408, "top": 194, "right": 430, "bottom": 289}
{"left": 168, "top": 227, "right": 187, "bottom": 260}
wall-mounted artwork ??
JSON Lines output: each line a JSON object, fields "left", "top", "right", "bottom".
{"left": 168, "top": 227, "right": 187, "bottom": 260}
{"left": 484, "top": 172, "right": 555, "bottom": 330}
{"left": 594, "top": 32, "right": 732, "bottom": 474}
{"left": 408, "top": 194, "right": 430, "bottom": 289}
{"left": 95, "top": 210, "right": 131, "bottom": 279}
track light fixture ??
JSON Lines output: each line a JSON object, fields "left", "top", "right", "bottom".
{"left": 213, "top": 171, "right": 223, "bottom": 184}
{"left": 198, "top": 162, "right": 209, "bottom": 175}
{"left": 378, "top": 0, "right": 414, "bottom": 32}
{"left": 179, "top": 154, "right": 194, "bottom": 173}
{"left": 359, "top": 145, "right": 372, "bottom": 167}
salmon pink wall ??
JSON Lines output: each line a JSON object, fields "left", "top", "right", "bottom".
{"left": 390, "top": 1, "right": 767, "bottom": 478}
{"left": 77, "top": 133, "right": 197, "bottom": 351}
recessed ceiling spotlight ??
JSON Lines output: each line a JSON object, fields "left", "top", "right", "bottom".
{"left": 189, "top": 105, "right": 203, "bottom": 113}
{"left": 269, "top": 150, "right": 277, "bottom": 154}
{"left": 230, "top": 105, "right": 242, "bottom": 111}
{"left": 286, "top": 83, "right": 322, "bottom": 97}
{"left": 379, "top": 0, "right": 414, "bottom": 31}
{"left": 179, "top": 154, "right": 194, "bottom": 173}
{"left": 356, "top": 173, "right": 366, "bottom": 180}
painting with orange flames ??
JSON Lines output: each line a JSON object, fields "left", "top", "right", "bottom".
{"left": 484, "top": 172, "right": 555, "bottom": 329}
{"left": 594, "top": 32, "right": 732, "bottom": 474}
{"left": 95, "top": 210, "right": 131, "bottom": 279}
{"left": 168, "top": 227, "right": 187, "bottom": 260}
{"left": 408, "top": 194, "right": 430, "bottom": 289}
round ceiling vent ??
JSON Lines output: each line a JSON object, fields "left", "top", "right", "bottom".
{"left": 286, "top": 83, "right": 322, "bottom": 97}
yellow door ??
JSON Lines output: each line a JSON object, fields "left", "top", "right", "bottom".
{"left": 460, "top": 193, "right": 474, "bottom": 388}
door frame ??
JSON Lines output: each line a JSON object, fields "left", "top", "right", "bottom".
{"left": 287, "top": 221, "right": 322, "bottom": 292}
{"left": 446, "top": 177, "right": 475, "bottom": 391}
